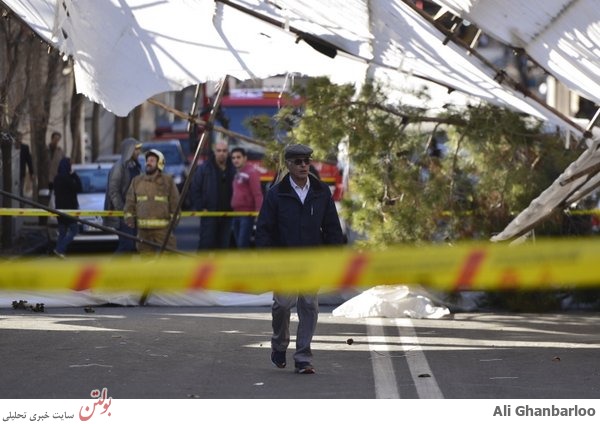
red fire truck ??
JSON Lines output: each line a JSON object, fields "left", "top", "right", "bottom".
{"left": 153, "top": 90, "right": 344, "bottom": 200}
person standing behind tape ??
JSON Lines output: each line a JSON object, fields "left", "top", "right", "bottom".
{"left": 230, "top": 147, "right": 263, "bottom": 248}
{"left": 104, "top": 138, "right": 143, "bottom": 253}
{"left": 190, "top": 139, "right": 236, "bottom": 250}
{"left": 124, "top": 149, "right": 180, "bottom": 254}
{"left": 52, "top": 157, "right": 82, "bottom": 258}
{"left": 47, "top": 131, "right": 64, "bottom": 190}
{"left": 255, "top": 144, "right": 344, "bottom": 374}
{"left": 14, "top": 132, "right": 34, "bottom": 199}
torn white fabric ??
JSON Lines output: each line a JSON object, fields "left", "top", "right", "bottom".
{"left": 1, "top": 0, "right": 584, "bottom": 135}
{"left": 433, "top": 0, "right": 600, "bottom": 106}
{"left": 491, "top": 138, "right": 600, "bottom": 241}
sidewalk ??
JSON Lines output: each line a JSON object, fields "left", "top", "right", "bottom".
{"left": 1, "top": 215, "right": 49, "bottom": 255}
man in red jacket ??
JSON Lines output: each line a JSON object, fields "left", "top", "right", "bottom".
{"left": 230, "top": 147, "right": 263, "bottom": 248}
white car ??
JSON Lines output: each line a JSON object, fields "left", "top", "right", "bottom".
{"left": 47, "top": 162, "right": 118, "bottom": 245}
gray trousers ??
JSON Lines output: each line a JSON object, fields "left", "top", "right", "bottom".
{"left": 271, "top": 292, "right": 318, "bottom": 364}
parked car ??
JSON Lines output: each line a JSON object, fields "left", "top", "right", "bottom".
{"left": 96, "top": 153, "right": 121, "bottom": 163}
{"left": 47, "top": 162, "right": 117, "bottom": 246}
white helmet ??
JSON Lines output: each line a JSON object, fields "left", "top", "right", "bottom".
{"left": 145, "top": 149, "right": 165, "bottom": 171}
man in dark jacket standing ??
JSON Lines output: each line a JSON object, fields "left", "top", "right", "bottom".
{"left": 53, "top": 157, "right": 82, "bottom": 258}
{"left": 14, "top": 132, "right": 34, "bottom": 200}
{"left": 190, "top": 140, "right": 236, "bottom": 250}
{"left": 255, "top": 143, "right": 344, "bottom": 374}
{"left": 47, "top": 131, "right": 64, "bottom": 190}
{"left": 104, "top": 138, "right": 142, "bottom": 253}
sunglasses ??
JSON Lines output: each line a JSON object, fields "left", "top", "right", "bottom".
{"left": 290, "top": 158, "right": 311, "bottom": 166}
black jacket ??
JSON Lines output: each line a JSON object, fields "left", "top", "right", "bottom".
{"left": 255, "top": 174, "right": 344, "bottom": 248}
{"left": 190, "top": 152, "right": 236, "bottom": 212}
{"left": 53, "top": 159, "right": 82, "bottom": 225}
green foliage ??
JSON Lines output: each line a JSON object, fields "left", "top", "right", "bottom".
{"left": 245, "top": 77, "right": 583, "bottom": 248}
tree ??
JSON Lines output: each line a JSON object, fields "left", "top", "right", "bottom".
{"left": 70, "top": 87, "right": 85, "bottom": 163}
{"left": 0, "top": 8, "right": 74, "bottom": 249}
{"left": 1, "top": 8, "right": 72, "bottom": 193}
{"left": 0, "top": 11, "right": 35, "bottom": 248}
{"left": 247, "top": 77, "right": 582, "bottom": 248}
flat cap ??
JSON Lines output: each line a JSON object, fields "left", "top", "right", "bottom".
{"left": 284, "top": 144, "right": 313, "bottom": 159}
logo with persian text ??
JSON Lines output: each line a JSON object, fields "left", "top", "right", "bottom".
{"left": 79, "top": 388, "right": 112, "bottom": 421}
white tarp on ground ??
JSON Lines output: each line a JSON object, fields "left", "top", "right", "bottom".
{"left": 0, "top": 0, "right": 585, "bottom": 135}
{"left": 0, "top": 287, "right": 452, "bottom": 320}
{"left": 0, "top": 288, "right": 361, "bottom": 308}
{"left": 332, "top": 285, "right": 450, "bottom": 319}
{"left": 0, "top": 290, "right": 273, "bottom": 308}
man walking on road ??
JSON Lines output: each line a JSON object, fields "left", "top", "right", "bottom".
{"left": 255, "top": 143, "right": 344, "bottom": 374}
{"left": 124, "top": 149, "right": 180, "bottom": 253}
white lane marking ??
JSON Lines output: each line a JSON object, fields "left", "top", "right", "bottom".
{"left": 246, "top": 337, "right": 600, "bottom": 352}
{"left": 366, "top": 317, "right": 400, "bottom": 399}
{"left": 393, "top": 318, "right": 444, "bottom": 399}
{"left": 69, "top": 363, "right": 113, "bottom": 368}
{"left": 0, "top": 316, "right": 129, "bottom": 332}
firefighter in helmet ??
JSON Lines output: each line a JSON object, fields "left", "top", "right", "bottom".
{"left": 124, "top": 149, "right": 180, "bottom": 253}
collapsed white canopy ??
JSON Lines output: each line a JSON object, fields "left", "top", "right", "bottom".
{"left": 3, "top": 0, "right": 367, "bottom": 115}
{"left": 491, "top": 138, "right": 600, "bottom": 242}
{"left": 433, "top": 0, "right": 600, "bottom": 108}
{"left": 0, "top": 0, "right": 585, "bottom": 136}
{"left": 432, "top": 0, "right": 600, "bottom": 241}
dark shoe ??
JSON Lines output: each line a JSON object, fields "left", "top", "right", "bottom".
{"left": 294, "top": 362, "right": 315, "bottom": 374}
{"left": 271, "top": 350, "right": 286, "bottom": 368}
{"left": 53, "top": 249, "right": 66, "bottom": 259}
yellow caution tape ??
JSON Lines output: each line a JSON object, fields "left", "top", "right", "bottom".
{"left": 5, "top": 207, "right": 599, "bottom": 218}
{"left": 565, "top": 209, "right": 600, "bottom": 216}
{"left": 0, "top": 208, "right": 257, "bottom": 217}
{"left": 0, "top": 238, "right": 599, "bottom": 292}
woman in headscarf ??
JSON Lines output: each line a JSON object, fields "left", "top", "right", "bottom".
{"left": 53, "top": 157, "right": 82, "bottom": 258}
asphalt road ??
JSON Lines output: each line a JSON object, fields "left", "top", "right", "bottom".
{"left": 5, "top": 217, "right": 600, "bottom": 404}
{"left": 2, "top": 305, "right": 600, "bottom": 400}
